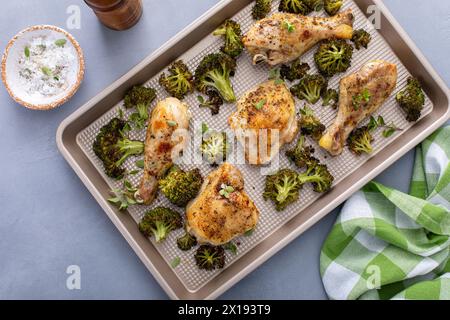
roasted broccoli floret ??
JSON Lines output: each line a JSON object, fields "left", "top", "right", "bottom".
{"left": 252, "top": 0, "right": 272, "bottom": 20}
{"left": 124, "top": 85, "right": 157, "bottom": 129}
{"left": 324, "top": 0, "right": 343, "bottom": 16}
{"left": 159, "top": 60, "right": 194, "bottom": 99}
{"left": 138, "top": 207, "right": 183, "bottom": 243}
{"left": 200, "top": 131, "right": 230, "bottom": 166}
{"left": 298, "top": 105, "right": 326, "bottom": 140}
{"left": 322, "top": 88, "right": 339, "bottom": 108}
{"left": 177, "top": 233, "right": 198, "bottom": 251}
{"left": 347, "top": 126, "right": 374, "bottom": 155}
{"left": 198, "top": 91, "right": 224, "bottom": 115}
{"left": 280, "top": 59, "right": 311, "bottom": 82}
{"left": 304, "top": 0, "right": 324, "bottom": 11}
{"left": 159, "top": 165, "right": 203, "bottom": 207}
{"left": 213, "top": 20, "right": 244, "bottom": 58}
{"left": 291, "top": 74, "right": 328, "bottom": 104}
{"left": 93, "top": 118, "right": 144, "bottom": 178}
{"left": 195, "top": 245, "right": 225, "bottom": 270}
{"left": 352, "top": 29, "right": 372, "bottom": 50}
{"left": 285, "top": 135, "right": 315, "bottom": 169}
{"left": 264, "top": 169, "right": 302, "bottom": 211}
{"left": 297, "top": 160, "right": 334, "bottom": 193}
{"left": 279, "top": 0, "right": 312, "bottom": 15}
{"left": 194, "top": 53, "right": 237, "bottom": 103}
{"left": 396, "top": 77, "right": 425, "bottom": 122}
{"left": 314, "top": 39, "right": 353, "bottom": 77}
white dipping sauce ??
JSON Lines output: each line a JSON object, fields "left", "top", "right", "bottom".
{"left": 17, "top": 35, "right": 76, "bottom": 97}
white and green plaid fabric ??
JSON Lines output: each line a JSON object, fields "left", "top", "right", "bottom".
{"left": 320, "top": 126, "right": 450, "bottom": 300}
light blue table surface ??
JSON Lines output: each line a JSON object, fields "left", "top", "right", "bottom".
{"left": 0, "top": 0, "right": 448, "bottom": 300}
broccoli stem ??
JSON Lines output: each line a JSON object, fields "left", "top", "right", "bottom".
{"left": 275, "top": 175, "right": 299, "bottom": 203}
{"left": 205, "top": 69, "right": 236, "bottom": 102}
{"left": 151, "top": 221, "right": 170, "bottom": 243}
{"left": 116, "top": 139, "right": 144, "bottom": 166}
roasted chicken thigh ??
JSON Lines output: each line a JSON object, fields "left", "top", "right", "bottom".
{"left": 186, "top": 163, "right": 259, "bottom": 246}
{"left": 229, "top": 80, "right": 298, "bottom": 165}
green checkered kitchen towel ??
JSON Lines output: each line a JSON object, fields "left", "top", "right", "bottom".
{"left": 320, "top": 126, "right": 450, "bottom": 300}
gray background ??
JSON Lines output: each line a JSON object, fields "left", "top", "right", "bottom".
{"left": 0, "top": 0, "right": 448, "bottom": 299}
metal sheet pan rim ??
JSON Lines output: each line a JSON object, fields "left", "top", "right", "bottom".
{"left": 56, "top": 0, "right": 450, "bottom": 300}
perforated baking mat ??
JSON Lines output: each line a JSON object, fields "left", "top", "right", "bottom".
{"left": 75, "top": 0, "right": 434, "bottom": 293}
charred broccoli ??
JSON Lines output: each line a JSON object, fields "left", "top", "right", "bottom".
{"left": 194, "top": 53, "right": 237, "bottom": 103}
{"left": 314, "top": 39, "right": 353, "bottom": 77}
{"left": 291, "top": 74, "right": 328, "bottom": 104}
{"left": 298, "top": 105, "right": 326, "bottom": 141}
{"left": 264, "top": 169, "right": 302, "bottom": 211}
{"left": 396, "top": 77, "right": 425, "bottom": 122}
{"left": 159, "top": 60, "right": 194, "bottom": 99}
{"left": 159, "top": 165, "right": 203, "bottom": 207}
{"left": 139, "top": 207, "right": 183, "bottom": 243}
{"left": 177, "top": 233, "right": 198, "bottom": 251}
{"left": 324, "top": 0, "right": 343, "bottom": 16}
{"left": 213, "top": 20, "right": 244, "bottom": 58}
{"left": 304, "top": 0, "right": 324, "bottom": 11}
{"left": 280, "top": 59, "right": 311, "bottom": 82}
{"left": 352, "top": 29, "right": 372, "bottom": 50}
{"left": 252, "top": 0, "right": 272, "bottom": 20}
{"left": 285, "top": 135, "right": 315, "bottom": 169}
{"left": 93, "top": 118, "right": 144, "bottom": 178}
{"left": 198, "top": 91, "right": 224, "bottom": 115}
{"left": 200, "top": 131, "right": 230, "bottom": 166}
{"left": 297, "top": 160, "right": 334, "bottom": 193}
{"left": 279, "top": 0, "right": 312, "bottom": 15}
{"left": 322, "top": 88, "right": 339, "bottom": 108}
{"left": 124, "top": 85, "right": 157, "bottom": 129}
{"left": 347, "top": 126, "right": 374, "bottom": 155}
{"left": 195, "top": 245, "right": 225, "bottom": 270}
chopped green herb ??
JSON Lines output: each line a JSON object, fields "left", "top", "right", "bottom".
{"left": 201, "top": 122, "right": 209, "bottom": 134}
{"left": 377, "top": 115, "right": 386, "bottom": 126}
{"left": 118, "top": 108, "right": 124, "bottom": 119}
{"left": 368, "top": 116, "right": 378, "bottom": 132}
{"left": 166, "top": 120, "right": 177, "bottom": 127}
{"left": 41, "top": 66, "right": 52, "bottom": 77}
{"left": 197, "top": 95, "right": 205, "bottom": 104}
{"left": 128, "top": 170, "right": 140, "bottom": 175}
{"left": 135, "top": 159, "right": 145, "bottom": 169}
{"left": 224, "top": 242, "right": 238, "bottom": 255}
{"left": 352, "top": 88, "right": 371, "bottom": 110}
{"left": 274, "top": 78, "right": 285, "bottom": 85}
{"left": 55, "top": 39, "right": 67, "bottom": 47}
{"left": 283, "top": 20, "right": 295, "bottom": 33}
{"left": 53, "top": 76, "right": 59, "bottom": 81}
{"left": 24, "top": 46, "right": 30, "bottom": 58}
{"left": 382, "top": 127, "right": 396, "bottom": 138}
{"left": 219, "top": 183, "right": 235, "bottom": 198}
{"left": 255, "top": 99, "right": 266, "bottom": 110}
{"left": 269, "top": 67, "right": 281, "bottom": 80}
{"left": 171, "top": 257, "right": 181, "bottom": 268}
{"left": 108, "top": 179, "right": 142, "bottom": 211}
{"left": 244, "top": 228, "right": 254, "bottom": 237}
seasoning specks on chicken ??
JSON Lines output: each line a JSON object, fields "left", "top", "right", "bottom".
{"left": 243, "top": 9, "right": 354, "bottom": 66}
{"left": 228, "top": 80, "right": 298, "bottom": 165}
{"left": 136, "top": 97, "right": 191, "bottom": 205}
{"left": 186, "top": 163, "right": 259, "bottom": 246}
{"left": 319, "top": 60, "right": 398, "bottom": 156}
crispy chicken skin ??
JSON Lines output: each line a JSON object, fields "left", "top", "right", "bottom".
{"left": 137, "top": 97, "right": 191, "bottom": 204}
{"left": 186, "top": 163, "right": 259, "bottom": 246}
{"left": 228, "top": 80, "right": 298, "bottom": 165}
{"left": 243, "top": 9, "right": 354, "bottom": 66}
{"left": 319, "top": 60, "right": 398, "bottom": 156}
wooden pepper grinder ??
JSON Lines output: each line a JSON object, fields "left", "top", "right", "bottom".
{"left": 84, "top": 0, "right": 143, "bottom": 31}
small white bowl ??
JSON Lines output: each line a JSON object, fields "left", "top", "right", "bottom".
{"left": 1, "top": 25, "right": 85, "bottom": 110}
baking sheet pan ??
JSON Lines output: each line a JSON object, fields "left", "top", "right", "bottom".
{"left": 57, "top": 0, "right": 450, "bottom": 299}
